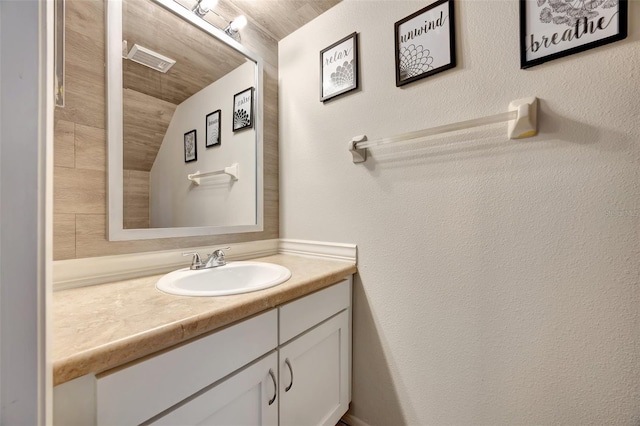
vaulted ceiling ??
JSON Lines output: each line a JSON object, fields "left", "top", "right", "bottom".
{"left": 225, "top": 0, "right": 342, "bottom": 41}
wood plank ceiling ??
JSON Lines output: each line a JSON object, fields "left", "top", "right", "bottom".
{"left": 226, "top": 0, "right": 342, "bottom": 41}
{"left": 122, "top": 0, "right": 340, "bottom": 172}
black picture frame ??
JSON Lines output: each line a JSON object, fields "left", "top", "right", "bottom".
{"left": 320, "top": 32, "right": 359, "bottom": 102}
{"left": 184, "top": 129, "right": 197, "bottom": 163}
{"left": 206, "top": 110, "right": 221, "bottom": 148}
{"left": 519, "top": 0, "right": 628, "bottom": 69}
{"left": 233, "top": 88, "right": 253, "bottom": 132}
{"left": 394, "top": 0, "right": 456, "bottom": 87}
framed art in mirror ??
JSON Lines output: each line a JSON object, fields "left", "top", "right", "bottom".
{"left": 184, "top": 130, "right": 197, "bottom": 162}
{"left": 206, "top": 110, "right": 221, "bottom": 148}
{"left": 233, "top": 88, "right": 253, "bottom": 132}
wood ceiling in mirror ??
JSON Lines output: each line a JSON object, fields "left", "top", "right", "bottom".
{"left": 121, "top": 0, "right": 341, "bottom": 173}
{"left": 123, "top": 0, "right": 249, "bottom": 105}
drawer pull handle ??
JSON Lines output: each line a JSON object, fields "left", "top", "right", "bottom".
{"left": 268, "top": 369, "right": 277, "bottom": 405}
{"left": 285, "top": 358, "right": 294, "bottom": 392}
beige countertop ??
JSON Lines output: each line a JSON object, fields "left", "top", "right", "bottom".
{"left": 53, "top": 254, "right": 357, "bottom": 386}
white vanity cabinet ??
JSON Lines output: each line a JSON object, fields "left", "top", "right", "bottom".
{"left": 53, "top": 278, "right": 352, "bottom": 426}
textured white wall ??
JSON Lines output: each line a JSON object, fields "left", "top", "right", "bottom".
{"left": 150, "top": 61, "right": 256, "bottom": 228}
{"left": 279, "top": 1, "right": 640, "bottom": 424}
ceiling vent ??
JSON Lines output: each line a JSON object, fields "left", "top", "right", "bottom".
{"left": 126, "top": 43, "right": 176, "bottom": 73}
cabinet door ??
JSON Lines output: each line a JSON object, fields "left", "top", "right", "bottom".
{"left": 150, "top": 352, "right": 278, "bottom": 426}
{"left": 279, "top": 310, "right": 350, "bottom": 426}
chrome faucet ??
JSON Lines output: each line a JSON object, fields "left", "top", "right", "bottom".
{"left": 183, "top": 247, "right": 230, "bottom": 270}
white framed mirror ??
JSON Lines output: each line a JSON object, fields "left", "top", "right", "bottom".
{"left": 107, "top": 0, "right": 264, "bottom": 241}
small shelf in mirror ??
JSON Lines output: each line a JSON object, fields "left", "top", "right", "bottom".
{"left": 188, "top": 163, "right": 239, "bottom": 185}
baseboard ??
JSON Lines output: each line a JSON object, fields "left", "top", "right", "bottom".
{"left": 278, "top": 239, "right": 357, "bottom": 263}
{"left": 342, "top": 413, "right": 371, "bottom": 426}
{"left": 53, "top": 239, "right": 279, "bottom": 290}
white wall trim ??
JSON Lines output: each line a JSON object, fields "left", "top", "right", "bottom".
{"left": 342, "top": 413, "right": 372, "bottom": 426}
{"left": 0, "top": 0, "right": 52, "bottom": 423}
{"left": 41, "top": 0, "right": 55, "bottom": 422}
{"left": 53, "top": 239, "right": 279, "bottom": 290}
{"left": 53, "top": 239, "right": 358, "bottom": 291}
{"left": 278, "top": 239, "right": 357, "bottom": 263}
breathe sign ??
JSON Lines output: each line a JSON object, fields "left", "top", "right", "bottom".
{"left": 520, "top": 0, "right": 628, "bottom": 68}
{"left": 394, "top": 0, "right": 456, "bottom": 87}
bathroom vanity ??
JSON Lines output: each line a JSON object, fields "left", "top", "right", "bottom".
{"left": 53, "top": 254, "right": 356, "bottom": 426}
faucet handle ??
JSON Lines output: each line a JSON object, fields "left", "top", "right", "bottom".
{"left": 209, "top": 246, "right": 230, "bottom": 256}
{"left": 182, "top": 252, "right": 203, "bottom": 269}
{"left": 206, "top": 247, "right": 231, "bottom": 266}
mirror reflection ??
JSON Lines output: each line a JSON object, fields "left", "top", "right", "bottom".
{"left": 108, "top": 0, "right": 263, "bottom": 239}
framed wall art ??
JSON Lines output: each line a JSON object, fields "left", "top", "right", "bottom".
{"left": 184, "top": 129, "right": 197, "bottom": 162}
{"left": 320, "top": 32, "right": 359, "bottom": 102}
{"left": 520, "top": 0, "right": 628, "bottom": 69}
{"left": 394, "top": 0, "right": 456, "bottom": 87}
{"left": 206, "top": 110, "right": 221, "bottom": 148}
{"left": 233, "top": 88, "right": 253, "bottom": 132}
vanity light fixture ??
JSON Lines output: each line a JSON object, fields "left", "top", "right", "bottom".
{"left": 191, "top": 0, "right": 218, "bottom": 18}
{"left": 224, "top": 15, "right": 248, "bottom": 42}
{"left": 187, "top": 0, "right": 248, "bottom": 42}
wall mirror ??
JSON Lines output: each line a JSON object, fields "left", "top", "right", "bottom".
{"left": 107, "top": 0, "right": 264, "bottom": 241}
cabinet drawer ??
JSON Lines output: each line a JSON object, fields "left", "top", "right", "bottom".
{"left": 96, "top": 309, "right": 277, "bottom": 426}
{"left": 279, "top": 279, "right": 350, "bottom": 344}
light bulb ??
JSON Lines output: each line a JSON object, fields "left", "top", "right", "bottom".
{"left": 229, "top": 15, "right": 247, "bottom": 31}
{"left": 199, "top": 0, "right": 218, "bottom": 12}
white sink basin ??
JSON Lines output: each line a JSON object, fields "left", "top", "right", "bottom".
{"left": 156, "top": 261, "right": 292, "bottom": 297}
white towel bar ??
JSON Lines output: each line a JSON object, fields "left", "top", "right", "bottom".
{"left": 349, "top": 97, "right": 538, "bottom": 163}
